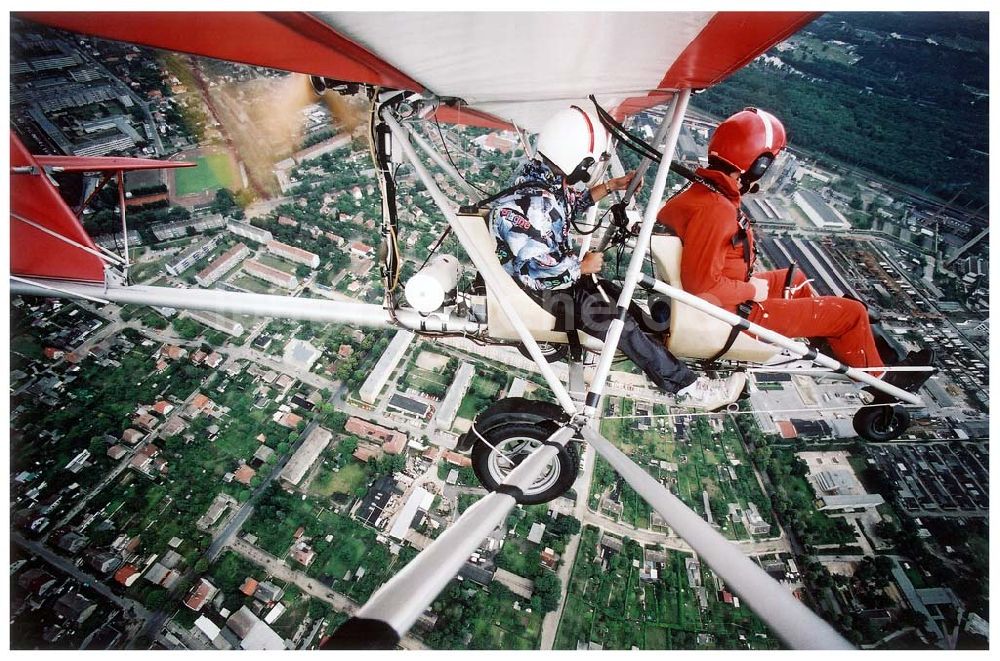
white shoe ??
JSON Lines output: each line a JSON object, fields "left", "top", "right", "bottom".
{"left": 674, "top": 373, "right": 747, "bottom": 412}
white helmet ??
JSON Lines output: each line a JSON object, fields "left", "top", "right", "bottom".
{"left": 536, "top": 106, "right": 612, "bottom": 185}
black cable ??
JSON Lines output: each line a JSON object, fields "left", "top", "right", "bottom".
{"left": 434, "top": 117, "right": 488, "bottom": 196}
{"left": 571, "top": 205, "right": 613, "bottom": 236}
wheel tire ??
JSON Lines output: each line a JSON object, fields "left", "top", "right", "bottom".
{"left": 471, "top": 422, "right": 579, "bottom": 505}
{"left": 516, "top": 342, "right": 567, "bottom": 363}
{"left": 456, "top": 397, "right": 569, "bottom": 452}
{"left": 853, "top": 404, "right": 911, "bottom": 442}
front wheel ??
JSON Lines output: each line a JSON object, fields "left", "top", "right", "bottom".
{"left": 516, "top": 342, "right": 567, "bottom": 363}
{"left": 853, "top": 404, "right": 911, "bottom": 442}
{"left": 471, "top": 422, "right": 579, "bottom": 504}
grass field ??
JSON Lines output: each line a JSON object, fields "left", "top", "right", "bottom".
{"left": 174, "top": 153, "right": 237, "bottom": 196}
{"left": 309, "top": 462, "right": 367, "bottom": 497}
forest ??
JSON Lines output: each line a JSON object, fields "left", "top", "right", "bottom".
{"left": 693, "top": 12, "right": 988, "bottom": 209}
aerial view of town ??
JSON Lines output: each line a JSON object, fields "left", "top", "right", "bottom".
{"left": 8, "top": 12, "right": 989, "bottom": 652}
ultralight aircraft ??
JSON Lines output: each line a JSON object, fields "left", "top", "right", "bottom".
{"left": 10, "top": 11, "right": 936, "bottom": 650}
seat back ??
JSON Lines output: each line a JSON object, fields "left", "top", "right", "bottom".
{"left": 461, "top": 213, "right": 568, "bottom": 343}
{"left": 648, "top": 235, "right": 779, "bottom": 362}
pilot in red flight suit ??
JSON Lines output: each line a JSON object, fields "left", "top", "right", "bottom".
{"left": 656, "top": 108, "right": 932, "bottom": 392}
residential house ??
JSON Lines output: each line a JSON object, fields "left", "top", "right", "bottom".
{"left": 17, "top": 568, "right": 57, "bottom": 596}
{"left": 152, "top": 401, "right": 174, "bottom": 416}
{"left": 121, "top": 428, "right": 145, "bottom": 445}
{"left": 54, "top": 593, "right": 97, "bottom": 624}
{"left": 184, "top": 578, "right": 219, "bottom": 611}
{"left": 55, "top": 531, "right": 89, "bottom": 554}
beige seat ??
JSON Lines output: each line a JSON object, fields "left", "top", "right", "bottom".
{"left": 648, "top": 235, "right": 779, "bottom": 363}
{"left": 463, "top": 213, "right": 601, "bottom": 353}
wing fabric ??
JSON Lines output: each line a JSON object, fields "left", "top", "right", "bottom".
{"left": 10, "top": 132, "right": 107, "bottom": 282}
{"left": 20, "top": 11, "right": 818, "bottom": 130}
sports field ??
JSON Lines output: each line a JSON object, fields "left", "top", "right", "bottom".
{"left": 174, "top": 153, "right": 237, "bottom": 195}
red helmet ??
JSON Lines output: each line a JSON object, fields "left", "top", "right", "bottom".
{"left": 708, "top": 108, "right": 786, "bottom": 176}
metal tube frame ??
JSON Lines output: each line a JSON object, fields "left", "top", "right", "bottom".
{"left": 639, "top": 276, "right": 923, "bottom": 406}
{"left": 580, "top": 426, "right": 852, "bottom": 649}
{"left": 7, "top": 280, "right": 483, "bottom": 333}
{"left": 116, "top": 170, "right": 130, "bottom": 277}
{"left": 354, "top": 426, "right": 574, "bottom": 635}
{"left": 595, "top": 102, "right": 675, "bottom": 253}
{"left": 581, "top": 89, "right": 691, "bottom": 417}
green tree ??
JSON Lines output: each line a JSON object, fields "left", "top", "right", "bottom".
{"left": 532, "top": 571, "right": 562, "bottom": 612}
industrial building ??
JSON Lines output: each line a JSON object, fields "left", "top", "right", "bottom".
{"left": 196, "top": 242, "right": 249, "bottom": 286}
{"left": 227, "top": 218, "right": 273, "bottom": 244}
{"left": 793, "top": 189, "right": 850, "bottom": 230}
{"left": 243, "top": 259, "right": 298, "bottom": 289}
{"left": 359, "top": 330, "right": 414, "bottom": 404}
{"left": 388, "top": 486, "right": 433, "bottom": 540}
{"left": 266, "top": 239, "right": 320, "bottom": 268}
{"left": 280, "top": 426, "right": 332, "bottom": 486}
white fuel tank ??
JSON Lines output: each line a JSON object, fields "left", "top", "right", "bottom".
{"left": 405, "top": 254, "right": 461, "bottom": 313}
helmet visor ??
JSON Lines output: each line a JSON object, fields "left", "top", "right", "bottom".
{"left": 745, "top": 154, "right": 774, "bottom": 183}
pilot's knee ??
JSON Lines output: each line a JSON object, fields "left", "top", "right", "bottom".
{"left": 842, "top": 298, "right": 869, "bottom": 323}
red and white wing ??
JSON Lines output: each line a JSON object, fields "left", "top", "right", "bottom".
{"left": 317, "top": 12, "right": 815, "bottom": 130}
{"left": 20, "top": 11, "right": 816, "bottom": 130}
{"left": 12, "top": 11, "right": 817, "bottom": 284}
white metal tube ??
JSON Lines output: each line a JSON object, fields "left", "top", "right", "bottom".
{"left": 117, "top": 170, "right": 130, "bottom": 273}
{"left": 410, "top": 125, "right": 480, "bottom": 200}
{"left": 356, "top": 426, "right": 573, "bottom": 635}
{"left": 8, "top": 280, "right": 484, "bottom": 333}
{"left": 9, "top": 275, "right": 111, "bottom": 305}
{"left": 584, "top": 90, "right": 691, "bottom": 414}
{"left": 580, "top": 426, "right": 853, "bottom": 650}
{"left": 595, "top": 103, "right": 675, "bottom": 253}
{"left": 382, "top": 110, "right": 578, "bottom": 415}
{"left": 642, "top": 277, "right": 923, "bottom": 406}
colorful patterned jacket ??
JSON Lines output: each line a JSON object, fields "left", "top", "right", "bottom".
{"left": 490, "top": 158, "right": 594, "bottom": 292}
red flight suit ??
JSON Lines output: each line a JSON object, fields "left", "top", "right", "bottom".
{"left": 656, "top": 168, "right": 883, "bottom": 370}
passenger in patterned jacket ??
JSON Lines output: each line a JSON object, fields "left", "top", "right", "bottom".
{"left": 490, "top": 107, "right": 746, "bottom": 411}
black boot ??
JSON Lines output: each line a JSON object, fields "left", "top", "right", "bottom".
{"left": 873, "top": 324, "right": 906, "bottom": 365}
{"left": 883, "top": 348, "right": 936, "bottom": 393}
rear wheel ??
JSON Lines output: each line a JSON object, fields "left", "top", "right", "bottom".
{"left": 853, "top": 404, "right": 911, "bottom": 442}
{"left": 471, "top": 422, "right": 579, "bottom": 504}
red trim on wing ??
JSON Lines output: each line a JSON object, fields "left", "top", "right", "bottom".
{"left": 660, "top": 12, "right": 819, "bottom": 90}
{"left": 10, "top": 132, "right": 106, "bottom": 283}
{"left": 431, "top": 105, "right": 513, "bottom": 131}
{"left": 34, "top": 155, "right": 196, "bottom": 173}
{"left": 18, "top": 11, "right": 426, "bottom": 92}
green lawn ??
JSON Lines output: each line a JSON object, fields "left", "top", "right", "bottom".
{"left": 310, "top": 461, "right": 366, "bottom": 497}
{"left": 255, "top": 253, "right": 297, "bottom": 274}
{"left": 174, "top": 153, "right": 237, "bottom": 196}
